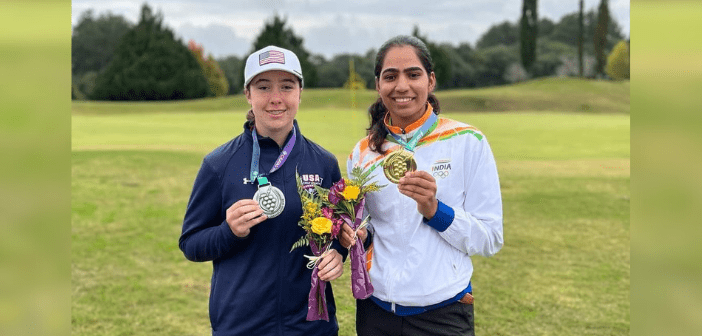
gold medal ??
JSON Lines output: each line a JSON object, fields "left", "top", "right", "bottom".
{"left": 382, "top": 149, "right": 417, "bottom": 184}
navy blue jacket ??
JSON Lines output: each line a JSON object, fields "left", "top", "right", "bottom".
{"left": 180, "top": 120, "right": 345, "bottom": 336}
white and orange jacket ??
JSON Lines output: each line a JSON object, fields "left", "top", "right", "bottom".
{"left": 347, "top": 105, "right": 503, "bottom": 307}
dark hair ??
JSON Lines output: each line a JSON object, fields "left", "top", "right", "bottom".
{"left": 245, "top": 109, "right": 255, "bottom": 129}
{"left": 367, "top": 35, "right": 441, "bottom": 153}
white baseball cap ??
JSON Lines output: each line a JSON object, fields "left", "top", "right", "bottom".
{"left": 244, "top": 45, "right": 304, "bottom": 88}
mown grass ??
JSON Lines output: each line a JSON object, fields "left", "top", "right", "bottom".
{"left": 71, "top": 77, "right": 630, "bottom": 115}
{"left": 632, "top": 2, "right": 702, "bottom": 335}
{"left": 72, "top": 81, "right": 629, "bottom": 335}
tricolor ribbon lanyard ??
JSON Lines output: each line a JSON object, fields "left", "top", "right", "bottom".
{"left": 249, "top": 126, "right": 296, "bottom": 218}
{"left": 385, "top": 111, "right": 438, "bottom": 152}
{"left": 362, "top": 112, "right": 439, "bottom": 177}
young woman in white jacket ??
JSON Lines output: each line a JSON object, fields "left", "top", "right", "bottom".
{"left": 340, "top": 35, "right": 503, "bottom": 336}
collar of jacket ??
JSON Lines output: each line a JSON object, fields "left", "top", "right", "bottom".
{"left": 243, "top": 119, "right": 300, "bottom": 149}
{"left": 384, "top": 103, "right": 433, "bottom": 135}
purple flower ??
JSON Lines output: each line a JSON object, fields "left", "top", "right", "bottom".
{"left": 331, "top": 218, "right": 343, "bottom": 237}
{"left": 328, "top": 179, "right": 346, "bottom": 205}
{"left": 321, "top": 206, "right": 334, "bottom": 219}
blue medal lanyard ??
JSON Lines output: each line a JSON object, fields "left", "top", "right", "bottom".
{"left": 249, "top": 126, "right": 297, "bottom": 185}
{"left": 385, "top": 111, "right": 438, "bottom": 152}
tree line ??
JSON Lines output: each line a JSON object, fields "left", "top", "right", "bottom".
{"left": 72, "top": 2, "right": 629, "bottom": 101}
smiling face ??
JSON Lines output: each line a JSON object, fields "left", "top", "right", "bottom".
{"left": 376, "top": 45, "right": 436, "bottom": 129}
{"left": 245, "top": 70, "right": 302, "bottom": 145}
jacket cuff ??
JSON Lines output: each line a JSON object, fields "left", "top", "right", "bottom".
{"left": 331, "top": 239, "right": 349, "bottom": 262}
{"left": 363, "top": 230, "right": 373, "bottom": 250}
{"left": 222, "top": 220, "right": 247, "bottom": 241}
{"left": 423, "top": 200, "right": 454, "bottom": 232}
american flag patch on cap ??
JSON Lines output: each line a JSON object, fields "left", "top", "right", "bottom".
{"left": 259, "top": 50, "right": 285, "bottom": 65}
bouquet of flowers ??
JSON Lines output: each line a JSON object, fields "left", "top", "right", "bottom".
{"left": 290, "top": 171, "right": 344, "bottom": 321}
{"left": 324, "top": 166, "right": 384, "bottom": 300}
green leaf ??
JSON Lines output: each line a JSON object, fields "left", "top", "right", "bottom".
{"left": 290, "top": 235, "right": 309, "bottom": 252}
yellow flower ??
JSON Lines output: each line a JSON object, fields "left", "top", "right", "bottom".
{"left": 305, "top": 202, "right": 318, "bottom": 215}
{"left": 310, "top": 217, "right": 333, "bottom": 235}
{"left": 303, "top": 212, "right": 314, "bottom": 221}
{"left": 341, "top": 185, "right": 360, "bottom": 200}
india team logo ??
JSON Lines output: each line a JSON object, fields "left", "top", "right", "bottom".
{"left": 431, "top": 159, "right": 452, "bottom": 179}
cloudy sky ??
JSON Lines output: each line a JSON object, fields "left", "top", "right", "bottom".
{"left": 71, "top": 0, "right": 630, "bottom": 60}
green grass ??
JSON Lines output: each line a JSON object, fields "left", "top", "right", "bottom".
{"left": 632, "top": 2, "right": 702, "bottom": 335}
{"left": 439, "top": 78, "right": 630, "bottom": 114}
{"left": 72, "top": 81, "right": 629, "bottom": 335}
{"left": 71, "top": 77, "right": 629, "bottom": 115}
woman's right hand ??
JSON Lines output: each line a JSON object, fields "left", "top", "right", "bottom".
{"left": 339, "top": 223, "right": 367, "bottom": 249}
{"left": 226, "top": 199, "right": 267, "bottom": 237}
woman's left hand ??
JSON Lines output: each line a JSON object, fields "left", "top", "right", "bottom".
{"left": 339, "top": 223, "right": 368, "bottom": 249}
{"left": 317, "top": 249, "right": 343, "bottom": 282}
{"left": 398, "top": 170, "right": 438, "bottom": 220}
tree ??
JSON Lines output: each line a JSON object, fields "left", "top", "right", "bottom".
{"left": 474, "top": 44, "right": 520, "bottom": 87}
{"left": 548, "top": 10, "right": 623, "bottom": 56}
{"left": 91, "top": 4, "right": 209, "bottom": 100}
{"left": 538, "top": 18, "right": 556, "bottom": 37}
{"left": 606, "top": 40, "right": 629, "bottom": 80}
{"left": 412, "top": 26, "right": 452, "bottom": 89}
{"left": 71, "top": 10, "right": 133, "bottom": 76}
{"left": 315, "top": 55, "right": 347, "bottom": 88}
{"left": 442, "top": 43, "right": 479, "bottom": 88}
{"left": 531, "top": 38, "right": 577, "bottom": 78}
{"left": 188, "top": 40, "right": 229, "bottom": 97}
{"left": 315, "top": 53, "right": 373, "bottom": 88}
{"left": 520, "top": 0, "right": 538, "bottom": 73}
{"left": 247, "top": 15, "right": 318, "bottom": 87}
{"left": 593, "top": 0, "right": 610, "bottom": 77}
{"left": 578, "top": 0, "right": 585, "bottom": 77}
{"left": 476, "top": 21, "right": 518, "bottom": 49}
{"left": 71, "top": 10, "right": 133, "bottom": 99}
{"left": 218, "top": 55, "right": 243, "bottom": 94}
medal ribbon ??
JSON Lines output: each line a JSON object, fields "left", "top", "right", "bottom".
{"left": 250, "top": 126, "right": 297, "bottom": 184}
{"left": 385, "top": 111, "right": 438, "bottom": 152}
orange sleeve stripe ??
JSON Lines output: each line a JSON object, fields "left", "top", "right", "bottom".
{"left": 365, "top": 244, "right": 373, "bottom": 272}
{"left": 357, "top": 142, "right": 402, "bottom": 170}
{"left": 359, "top": 138, "right": 369, "bottom": 154}
{"left": 418, "top": 118, "right": 482, "bottom": 146}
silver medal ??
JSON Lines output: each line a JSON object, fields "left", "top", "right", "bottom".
{"left": 253, "top": 183, "right": 285, "bottom": 218}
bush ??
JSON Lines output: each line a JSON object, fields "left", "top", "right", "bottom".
{"left": 73, "top": 71, "right": 98, "bottom": 100}
{"left": 504, "top": 63, "right": 529, "bottom": 83}
{"left": 556, "top": 54, "right": 596, "bottom": 78}
{"left": 606, "top": 40, "right": 630, "bottom": 80}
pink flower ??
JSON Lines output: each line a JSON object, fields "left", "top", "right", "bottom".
{"left": 321, "top": 206, "right": 334, "bottom": 219}
{"left": 331, "top": 218, "right": 343, "bottom": 238}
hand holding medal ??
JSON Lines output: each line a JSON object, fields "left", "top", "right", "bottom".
{"left": 225, "top": 199, "right": 268, "bottom": 238}
{"left": 397, "top": 170, "right": 438, "bottom": 220}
